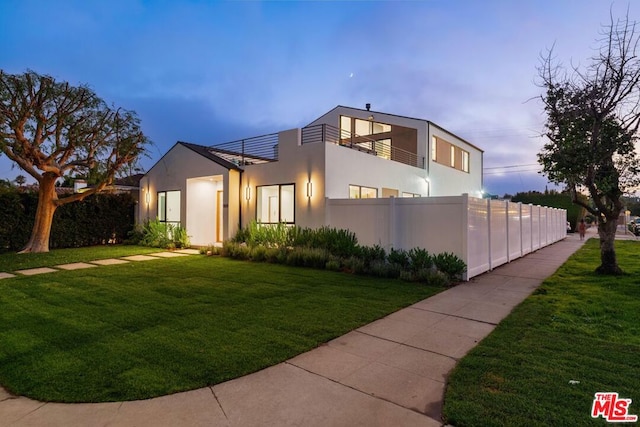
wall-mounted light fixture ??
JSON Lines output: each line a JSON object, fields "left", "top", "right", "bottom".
{"left": 245, "top": 186, "right": 251, "bottom": 201}
{"left": 145, "top": 189, "right": 150, "bottom": 205}
{"left": 306, "top": 182, "right": 313, "bottom": 198}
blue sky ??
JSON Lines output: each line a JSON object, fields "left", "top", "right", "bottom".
{"left": 0, "top": 0, "right": 633, "bottom": 195}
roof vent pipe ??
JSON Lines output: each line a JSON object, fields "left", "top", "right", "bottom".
{"left": 365, "top": 103, "right": 371, "bottom": 111}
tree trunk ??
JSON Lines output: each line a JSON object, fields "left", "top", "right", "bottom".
{"left": 19, "top": 174, "right": 58, "bottom": 253}
{"left": 596, "top": 217, "right": 623, "bottom": 275}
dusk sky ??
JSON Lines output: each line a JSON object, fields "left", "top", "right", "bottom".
{"left": 0, "top": 0, "right": 634, "bottom": 196}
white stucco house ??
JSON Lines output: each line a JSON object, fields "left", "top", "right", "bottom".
{"left": 139, "top": 105, "right": 484, "bottom": 246}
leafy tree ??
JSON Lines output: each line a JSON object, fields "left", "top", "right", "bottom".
{"left": 538, "top": 12, "right": 640, "bottom": 274}
{"left": 13, "top": 174, "right": 26, "bottom": 187}
{"left": 0, "top": 70, "right": 149, "bottom": 253}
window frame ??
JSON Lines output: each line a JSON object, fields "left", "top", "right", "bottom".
{"left": 255, "top": 183, "right": 296, "bottom": 225}
{"left": 349, "top": 184, "right": 378, "bottom": 199}
{"left": 157, "top": 190, "right": 181, "bottom": 227}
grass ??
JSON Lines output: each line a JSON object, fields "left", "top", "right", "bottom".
{"left": 442, "top": 239, "right": 640, "bottom": 427}
{"left": 0, "top": 245, "right": 159, "bottom": 272}
{"left": 0, "top": 254, "right": 441, "bottom": 403}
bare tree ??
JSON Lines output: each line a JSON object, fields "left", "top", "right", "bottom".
{"left": 538, "top": 11, "right": 640, "bottom": 274}
{"left": 0, "top": 70, "right": 149, "bottom": 253}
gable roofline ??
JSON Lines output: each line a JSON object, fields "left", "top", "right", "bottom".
{"left": 177, "top": 141, "right": 243, "bottom": 171}
{"left": 144, "top": 141, "right": 242, "bottom": 177}
{"left": 308, "top": 105, "right": 484, "bottom": 153}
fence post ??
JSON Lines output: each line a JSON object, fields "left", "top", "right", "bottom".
{"left": 487, "top": 197, "right": 492, "bottom": 270}
{"left": 324, "top": 197, "right": 331, "bottom": 226}
{"left": 462, "top": 194, "right": 469, "bottom": 281}
{"left": 389, "top": 196, "right": 396, "bottom": 250}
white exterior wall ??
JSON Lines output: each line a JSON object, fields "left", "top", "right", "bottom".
{"left": 139, "top": 143, "right": 234, "bottom": 242}
{"left": 241, "top": 129, "right": 327, "bottom": 230}
{"left": 324, "top": 143, "right": 430, "bottom": 198}
{"left": 309, "top": 106, "right": 483, "bottom": 197}
{"left": 427, "top": 124, "right": 483, "bottom": 197}
{"left": 308, "top": 106, "right": 430, "bottom": 165}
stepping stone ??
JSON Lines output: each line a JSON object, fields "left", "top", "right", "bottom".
{"left": 149, "top": 252, "right": 189, "bottom": 258}
{"left": 90, "top": 258, "right": 130, "bottom": 266}
{"left": 121, "top": 255, "right": 160, "bottom": 261}
{"left": 174, "top": 249, "right": 200, "bottom": 255}
{"left": 55, "top": 262, "right": 98, "bottom": 271}
{"left": 16, "top": 267, "right": 57, "bottom": 276}
{"left": 0, "top": 272, "right": 16, "bottom": 280}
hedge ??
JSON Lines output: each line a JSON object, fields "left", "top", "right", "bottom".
{"left": 0, "top": 189, "right": 136, "bottom": 252}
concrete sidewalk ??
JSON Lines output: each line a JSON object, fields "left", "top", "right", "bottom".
{"left": 0, "top": 234, "right": 588, "bottom": 427}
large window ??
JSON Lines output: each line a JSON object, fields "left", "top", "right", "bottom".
{"left": 157, "top": 190, "right": 181, "bottom": 226}
{"left": 432, "top": 136, "right": 470, "bottom": 173}
{"left": 341, "top": 115, "right": 391, "bottom": 137}
{"left": 256, "top": 184, "right": 295, "bottom": 224}
{"left": 349, "top": 185, "right": 378, "bottom": 199}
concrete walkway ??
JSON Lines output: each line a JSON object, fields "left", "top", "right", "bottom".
{"left": 0, "top": 234, "right": 590, "bottom": 427}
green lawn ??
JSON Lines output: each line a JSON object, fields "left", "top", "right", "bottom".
{"left": 443, "top": 239, "right": 640, "bottom": 427}
{"left": 0, "top": 245, "right": 160, "bottom": 272}
{"left": 0, "top": 254, "right": 441, "bottom": 403}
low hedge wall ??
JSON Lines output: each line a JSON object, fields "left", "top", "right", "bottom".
{"left": 0, "top": 189, "right": 136, "bottom": 252}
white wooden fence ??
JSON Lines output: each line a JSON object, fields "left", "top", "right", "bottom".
{"left": 325, "top": 194, "right": 566, "bottom": 280}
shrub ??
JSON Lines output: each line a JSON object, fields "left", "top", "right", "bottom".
{"left": 408, "top": 248, "right": 432, "bottom": 271}
{"left": 249, "top": 245, "right": 267, "bottom": 262}
{"left": 433, "top": 252, "right": 467, "bottom": 281}
{"left": 368, "top": 259, "right": 401, "bottom": 278}
{"left": 343, "top": 256, "right": 366, "bottom": 274}
{"left": 264, "top": 247, "right": 285, "bottom": 263}
{"left": 358, "top": 244, "right": 387, "bottom": 267}
{"left": 325, "top": 256, "right": 342, "bottom": 271}
{"left": 418, "top": 269, "right": 451, "bottom": 287}
{"left": 135, "top": 219, "right": 172, "bottom": 248}
{"left": 0, "top": 189, "right": 136, "bottom": 252}
{"left": 222, "top": 241, "right": 250, "bottom": 260}
{"left": 171, "top": 225, "right": 191, "bottom": 249}
{"left": 200, "top": 245, "right": 221, "bottom": 256}
{"left": 301, "top": 247, "right": 330, "bottom": 269}
{"left": 388, "top": 248, "right": 410, "bottom": 269}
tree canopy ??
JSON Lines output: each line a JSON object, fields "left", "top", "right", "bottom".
{"left": 538, "top": 12, "right": 640, "bottom": 274}
{"left": 0, "top": 70, "right": 149, "bottom": 252}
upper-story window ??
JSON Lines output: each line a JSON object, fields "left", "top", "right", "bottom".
{"left": 340, "top": 115, "right": 391, "bottom": 137}
{"left": 432, "top": 136, "right": 470, "bottom": 173}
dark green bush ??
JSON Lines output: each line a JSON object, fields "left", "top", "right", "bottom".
{"left": 0, "top": 189, "right": 136, "bottom": 252}
{"left": 369, "top": 259, "right": 401, "bottom": 278}
{"left": 432, "top": 252, "right": 466, "bottom": 281}
{"left": 358, "top": 244, "right": 386, "bottom": 267}
{"left": 388, "top": 248, "right": 410, "bottom": 269}
{"left": 408, "top": 248, "right": 432, "bottom": 271}
{"left": 343, "top": 256, "right": 366, "bottom": 274}
{"left": 225, "top": 222, "right": 464, "bottom": 286}
{"left": 325, "top": 256, "right": 342, "bottom": 271}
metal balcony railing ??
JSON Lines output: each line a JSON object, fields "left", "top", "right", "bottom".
{"left": 302, "top": 124, "right": 421, "bottom": 168}
{"left": 208, "top": 132, "right": 279, "bottom": 166}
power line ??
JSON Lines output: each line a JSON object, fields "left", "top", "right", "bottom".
{"left": 483, "top": 163, "right": 539, "bottom": 170}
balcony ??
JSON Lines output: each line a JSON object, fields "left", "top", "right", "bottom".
{"left": 208, "top": 132, "right": 279, "bottom": 166}
{"left": 302, "top": 124, "right": 420, "bottom": 168}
